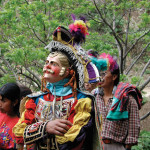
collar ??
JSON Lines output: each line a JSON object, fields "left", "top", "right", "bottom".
{"left": 46, "top": 78, "right": 72, "bottom": 96}
{"left": 94, "top": 85, "right": 117, "bottom": 96}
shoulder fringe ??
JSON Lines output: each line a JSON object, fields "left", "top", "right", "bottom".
{"left": 19, "top": 97, "right": 30, "bottom": 117}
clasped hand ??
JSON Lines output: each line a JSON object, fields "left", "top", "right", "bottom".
{"left": 46, "top": 119, "right": 73, "bottom": 136}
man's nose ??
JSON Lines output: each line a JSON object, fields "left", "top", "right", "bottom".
{"left": 45, "top": 64, "right": 51, "bottom": 69}
{"left": 99, "top": 76, "right": 102, "bottom": 82}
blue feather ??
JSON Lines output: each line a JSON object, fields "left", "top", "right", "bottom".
{"left": 90, "top": 57, "right": 108, "bottom": 71}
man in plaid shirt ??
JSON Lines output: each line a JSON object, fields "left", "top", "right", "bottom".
{"left": 92, "top": 53, "right": 142, "bottom": 150}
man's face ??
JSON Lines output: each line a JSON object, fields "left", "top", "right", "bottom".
{"left": 43, "top": 55, "right": 67, "bottom": 83}
{"left": 84, "top": 82, "right": 98, "bottom": 92}
{"left": 99, "top": 70, "right": 114, "bottom": 88}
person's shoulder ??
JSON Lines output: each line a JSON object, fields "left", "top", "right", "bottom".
{"left": 92, "top": 87, "right": 104, "bottom": 96}
{"left": 27, "top": 91, "right": 48, "bottom": 98}
{"left": 0, "top": 112, "right": 7, "bottom": 119}
{"left": 128, "top": 95, "right": 138, "bottom": 104}
{"left": 77, "top": 90, "right": 95, "bottom": 101}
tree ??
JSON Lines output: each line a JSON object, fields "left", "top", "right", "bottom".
{"left": 0, "top": 0, "right": 149, "bottom": 92}
{"left": 87, "top": 0, "right": 150, "bottom": 90}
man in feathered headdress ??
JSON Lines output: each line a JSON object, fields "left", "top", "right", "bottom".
{"left": 13, "top": 20, "right": 101, "bottom": 149}
{"left": 92, "top": 53, "right": 142, "bottom": 150}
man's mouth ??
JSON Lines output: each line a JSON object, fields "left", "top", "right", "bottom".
{"left": 98, "top": 82, "right": 103, "bottom": 85}
{"left": 98, "top": 79, "right": 104, "bottom": 86}
{"left": 43, "top": 69, "right": 54, "bottom": 74}
{"left": 99, "top": 78, "right": 104, "bottom": 82}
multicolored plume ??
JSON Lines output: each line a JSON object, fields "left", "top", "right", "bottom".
{"left": 69, "top": 14, "right": 89, "bottom": 44}
{"left": 90, "top": 57, "right": 108, "bottom": 71}
{"left": 99, "top": 53, "right": 119, "bottom": 72}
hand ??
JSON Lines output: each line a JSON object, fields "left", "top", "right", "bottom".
{"left": 125, "top": 144, "right": 132, "bottom": 150}
{"left": 46, "top": 119, "right": 73, "bottom": 136}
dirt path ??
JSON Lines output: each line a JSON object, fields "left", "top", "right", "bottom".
{"left": 139, "top": 87, "right": 150, "bottom": 131}
{"left": 143, "top": 87, "right": 150, "bottom": 98}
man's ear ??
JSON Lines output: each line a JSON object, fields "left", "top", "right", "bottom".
{"left": 65, "top": 68, "right": 70, "bottom": 77}
{"left": 113, "top": 74, "right": 118, "bottom": 81}
{"left": 59, "top": 67, "right": 66, "bottom": 76}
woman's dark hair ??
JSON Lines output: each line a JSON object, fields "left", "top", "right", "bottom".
{"left": 87, "top": 49, "right": 99, "bottom": 58}
{"left": 111, "top": 67, "right": 120, "bottom": 86}
{"left": 19, "top": 84, "right": 32, "bottom": 99}
{"left": 0, "top": 83, "right": 21, "bottom": 117}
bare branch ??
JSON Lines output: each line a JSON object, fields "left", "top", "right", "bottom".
{"left": 18, "top": 72, "right": 41, "bottom": 89}
{"left": 87, "top": 12, "right": 103, "bottom": 24}
{"left": 1, "top": 56, "right": 19, "bottom": 82}
{"left": 124, "top": 29, "right": 150, "bottom": 59}
{"left": 139, "top": 77, "right": 150, "bottom": 91}
{"left": 32, "top": 60, "right": 43, "bottom": 69}
{"left": 27, "top": 23, "right": 47, "bottom": 46}
{"left": 24, "top": 0, "right": 29, "bottom": 4}
{"left": 125, "top": 42, "right": 150, "bottom": 75}
{"left": 0, "top": 66, "right": 7, "bottom": 74}
{"left": 140, "top": 60, "right": 150, "bottom": 77}
{"left": 93, "top": 0, "right": 124, "bottom": 73}
{"left": 136, "top": 59, "right": 150, "bottom": 87}
{"left": 140, "top": 111, "right": 150, "bottom": 121}
{"left": 25, "top": 67, "right": 41, "bottom": 84}
{"left": 124, "top": 9, "right": 131, "bottom": 51}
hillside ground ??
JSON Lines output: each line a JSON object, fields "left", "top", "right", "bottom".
{"left": 139, "top": 87, "right": 150, "bottom": 131}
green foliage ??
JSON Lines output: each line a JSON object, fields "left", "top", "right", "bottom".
{"left": 143, "top": 55, "right": 150, "bottom": 63}
{"left": 131, "top": 76, "right": 142, "bottom": 85}
{"left": 120, "top": 74, "right": 129, "bottom": 83}
{"left": 132, "top": 131, "right": 150, "bottom": 150}
{"left": 145, "top": 69, "right": 150, "bottom": 74}
{"left": 0, "top": 0, "right": 150, "bottom": 90}
{"left": 0, "top": 74, "right": 16, "bottom": 87}
{"left": 141, "top": 96, "right": 148, "bottom": 106}
{"left": 84, "top": 32, "right": 118, "bottom": 56}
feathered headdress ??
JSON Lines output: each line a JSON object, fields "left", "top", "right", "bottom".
{"left": 69, "top": 14, "right": 89, "bottom": 44}
{"left": 87, "top": 49, "right": 99, "bottom": 58}
{"left": 45, "top": 26, "right": 86, "bottom": 91}
{"left": 99, "top": 53, "right": 119, "bottom": 72}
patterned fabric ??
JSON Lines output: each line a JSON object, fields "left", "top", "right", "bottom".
{"left": 107, "top": 82, "right": 143, "bottom": 120}
{"left": 0, "top": 112, "right": 19, "bottom": 149}
{"left": 94, "top": 88, "right": 140, "bottom": 145}
{"left": 13, "top": 91, "right": 95, "bottom": 150}
{"left": 24, "top": 121, "right": 48, "bottom": 144}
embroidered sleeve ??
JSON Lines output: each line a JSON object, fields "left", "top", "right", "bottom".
{"left": 56, "top": 97, "right": 93, "bottom": 144}
{"left": 24, "top": 121, "right": 48, "bottom": 144}
{"left": 13, "top": 98, "right": 36, "bottom": 144}
{"left": 125, "top": 96, "right": 140, "bottom": 145}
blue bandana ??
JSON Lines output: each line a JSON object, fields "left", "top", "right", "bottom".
{"left": 46, "top": 78, "right": 72, "bottom": 96}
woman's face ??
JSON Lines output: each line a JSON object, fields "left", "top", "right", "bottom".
{"left": 0, "top": 95, "right": 13, "bottom": 115}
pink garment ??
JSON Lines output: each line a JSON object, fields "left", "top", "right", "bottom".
{"left": 0, "top": 112, "right": 19, "bottom": 149}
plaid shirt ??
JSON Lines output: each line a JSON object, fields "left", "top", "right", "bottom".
{"left": 94, "top": 88, "right": 140, "bottom": 145}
